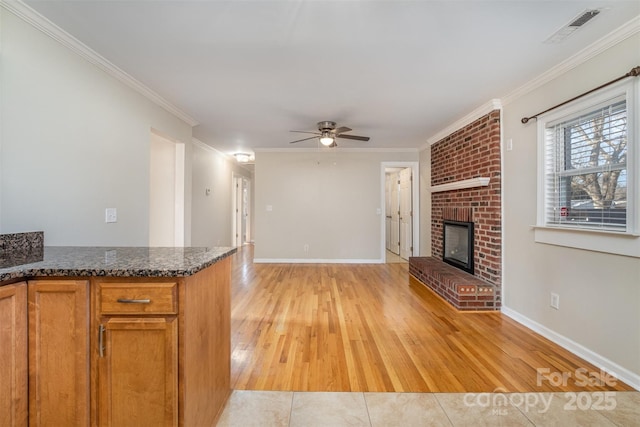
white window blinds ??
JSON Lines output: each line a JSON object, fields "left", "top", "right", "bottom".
{"left": 543, "top": 96, "right": 627, "bottom": 231}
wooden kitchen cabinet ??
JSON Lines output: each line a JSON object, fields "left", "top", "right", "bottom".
{"left": 92, "top": 257, "right": 231, "bottom": 427}
{"left": 0, "top": 282, "right": 28, "bottom": 427}
{"left": 0, "top": 280, "right": 89, "bottom": 427}
{"left": 28, "top": 279, "right": 90, "bottom": 427}
{"left": 95, "top": 282, "right": 178, "bottom": 427}
{"left": 97, "top": 317, "right": 178, "bottom": 427}
{"left": 0, "top": 250, "right": 231, "bottom": 426}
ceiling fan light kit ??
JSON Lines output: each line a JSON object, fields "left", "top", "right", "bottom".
{"left": 319, "top": 131, "right": 334, "bottom": 146}
{"left": 289, "top": 121, "right": 370, "bottom": 147}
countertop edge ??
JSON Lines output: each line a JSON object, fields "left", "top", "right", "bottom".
{"left": 0, "top": 247, "right": 237, "bottom": 283}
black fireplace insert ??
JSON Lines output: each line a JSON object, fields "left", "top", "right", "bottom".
{"left": 442, "top": 220, "right": 474, "bottom": 274}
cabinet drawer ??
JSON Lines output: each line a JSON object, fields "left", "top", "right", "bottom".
{"left": 98, "top": 283, "right": 177, "bottom": 315}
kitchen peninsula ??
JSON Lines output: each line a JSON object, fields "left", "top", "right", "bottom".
{"left": 0, "top": 234, "right": 236, "bottom": 427}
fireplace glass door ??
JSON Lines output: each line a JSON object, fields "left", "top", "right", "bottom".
{"left": 443, "top": 220, "right": 474, "bottom": 274}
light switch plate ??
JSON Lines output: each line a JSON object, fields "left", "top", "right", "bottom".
{"left": 550, "top": 292, "right": 560, "bottom": 310}
{"left": 105, "top": 208, "right": 117, "bottom": 223}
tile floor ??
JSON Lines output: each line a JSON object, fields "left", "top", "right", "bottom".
{"left": 217, "top": 390, "right": 640, "bottom": 426}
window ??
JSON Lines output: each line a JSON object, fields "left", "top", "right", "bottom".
{"left": 538, "top": 80, "right": 636, "bottom": 234}
{"left": 543, "top": 97, "right": 627, "bottom": 231}
{"left": 535, "top": 79, "right": 639, "bottom": 257}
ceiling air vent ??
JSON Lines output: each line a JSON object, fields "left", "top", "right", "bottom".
{"left": 568, "top": 9, "right": 601, "bottom": 27}
{"left": 544, "top": 8, "right": 603, "bottom": 44}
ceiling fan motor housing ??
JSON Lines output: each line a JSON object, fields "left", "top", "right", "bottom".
{"left": 317, "top": 121, "right": 337, "bottom": 132}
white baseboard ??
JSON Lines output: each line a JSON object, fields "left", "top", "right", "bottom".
{"left": 501, "top": 306, "right": 640, "bottom": 391}
{"left": 253, "top": 258, "right": 384, "bottom": 264}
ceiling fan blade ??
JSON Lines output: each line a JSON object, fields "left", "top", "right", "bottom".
{"left": 333, "top": 126, "right": 352, "bottom": 134}
{"left": 289, "top": 136, "right": 318, "bottom": 144}
{"left": 336, "top": 134, "right": 370, "bottom": 141}
{"left": 290, "top": 130, "right": 320, "bottom": 135}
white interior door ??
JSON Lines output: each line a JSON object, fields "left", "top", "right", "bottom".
{"left": 380, "top": 162, "right": 419, "bottom": 263}
{"left": 233, "top": 177, "right": 242, "bottom": 246}
{"left": 233, "top": 176, "right": 251, "bottom": 246}
{"left": 390, "top": 172, "right": 400, "bottom": 255}
{"left": 399, "top": 168, "right": 413, "bottom": 260}
{"left": 385, "top": 174, "right": 392, "bottom": 251}
{"left": 241, "top": 178, "right": 250, "bottom": 244}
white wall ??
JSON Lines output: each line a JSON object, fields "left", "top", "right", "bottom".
{"left": 254, "top": 150, "right": 418, "bottom": 262}
{"left": 190, "top": 140, "right": 253, "bottom": 248}
{"left": 502, "top": 33, "right": 640, "bottom": 387}
{"left": 0, "top": 9, "right": 193, "bottom": 245}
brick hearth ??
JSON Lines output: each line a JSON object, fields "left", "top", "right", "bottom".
{"left": 409, "top": 257, "right": 501, "bottom": 311}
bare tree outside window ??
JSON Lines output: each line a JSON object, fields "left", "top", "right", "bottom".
{"left": 549, "top": 98, "right": 627, "bottom": 229}
{"left": 568, "top": 113, "right": 626, "bottom": 207}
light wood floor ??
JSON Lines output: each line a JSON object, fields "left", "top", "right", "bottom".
{"left": 230, "top": 245, "right": 633, "bottom": 393}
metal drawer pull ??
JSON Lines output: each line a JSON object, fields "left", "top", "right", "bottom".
{"left": 98, "top": 325, "right": 105, "bottom": 357}
{"left": 116, "top": 298, "right": 151, "bottom": 304}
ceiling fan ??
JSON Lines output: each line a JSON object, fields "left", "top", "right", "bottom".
{"left": 289, "top": 121, "right": 370, "bottom": 148}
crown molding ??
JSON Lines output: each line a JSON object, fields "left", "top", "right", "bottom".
{"left": 1, "top": 0, "right": 199, "bottom": 127}
{"left": 423, "top": 99, "right": 502, "bottom": 148}
{"left": 254, "top": 147, "right": 419, "bottom": 153}
{"left": 192, "top": 138, "right": 256, "bottom": 172}
{"left": 192, "top": 137, "right": 256, "bottom": 159}
{"left": 501, "top": 15, "right": 640, "bottom": 106}
{"left": 191, "top": 137, "right": 213, "bottom": 152}
{"left": 191, "top": 138, "right": 233, "bottom": 158}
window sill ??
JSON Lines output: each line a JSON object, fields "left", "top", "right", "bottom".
{"left": 532, "top": 225, "right": 640, "bottom": 258}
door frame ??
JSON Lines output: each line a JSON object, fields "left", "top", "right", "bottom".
{"left": 232, "top": 173, "right": 252, "bottom": 246}
{"left": 380, "top": 162, "right": 419, "bottom": 262}
{"left": 149, "top": 129, "right": 185, "bottom": 247}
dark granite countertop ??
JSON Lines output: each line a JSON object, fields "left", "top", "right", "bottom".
{"left": 0, "top": 246, "right": 237, "bottom": 283}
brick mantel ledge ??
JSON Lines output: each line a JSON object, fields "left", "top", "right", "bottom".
{"left": 430, "top": 177, "right": 490, "bottom": 193}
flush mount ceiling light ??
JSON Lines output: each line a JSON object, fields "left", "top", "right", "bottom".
{"left": 234, "top": 153, "right": 252, "bottom": 163}
{"left": 544, "top": 8, "right": 603, "bottom": 44}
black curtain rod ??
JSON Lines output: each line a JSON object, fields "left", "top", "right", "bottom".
{"left": 521, "top": 66, "right": 640, "bottom": 124}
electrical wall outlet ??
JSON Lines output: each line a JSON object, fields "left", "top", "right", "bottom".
{"left": 303, "top": 244, "right": 309, "bottom": 253}
{"left": 550, "top": 293, "right": 560, "bottom": 310}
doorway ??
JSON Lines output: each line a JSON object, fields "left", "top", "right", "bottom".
{"left": 386, "top": 169, "right": 401, "bottom": 256}
{"left": 149, "top": 130, "right": 184, "bottom": 247}
{"left": 232, "top": 174, "right": 251, "bottom": 247}
{"left": 382, "top": 162, "right": 418, "bottom": 263}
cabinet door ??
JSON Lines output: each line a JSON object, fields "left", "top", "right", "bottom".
{"left": 28, "top": 280, "right": 89, "bottom": 427}
{"left": 0, "top": 282, "right": 28, "bottom": 427}
{"left": 97, "top": 317, "right": 177, "bottom": 427}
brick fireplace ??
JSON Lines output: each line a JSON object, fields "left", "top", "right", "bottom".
{"left": 410, "top": 110, "right": 502, "bottom": 310}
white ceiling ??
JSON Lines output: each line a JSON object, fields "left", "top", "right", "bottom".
{"left": 24, "top": 0, "right": 640, "bottom": 155}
